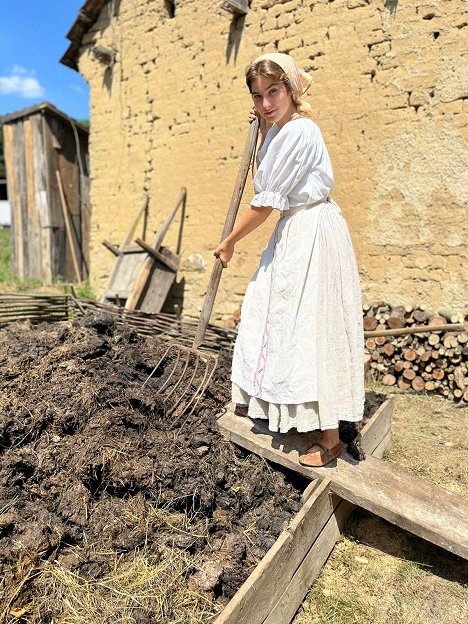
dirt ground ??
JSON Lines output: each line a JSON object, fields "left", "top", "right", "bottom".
{"left": 0, "top": 315, "right": 381, "bottom": 623}
{"left": 294, "top": 385, "right": 468, "bottom": 624}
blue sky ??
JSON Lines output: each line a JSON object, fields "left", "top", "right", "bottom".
{"left": 0, "top": 1, "right": 89, "bottom": 120}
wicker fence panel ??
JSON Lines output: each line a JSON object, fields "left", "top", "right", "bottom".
{"left": 0, "top": 293, "right": 237, "bottom": 354}
{"left": 0, "top": 293, "right": 71, "bottom": 327}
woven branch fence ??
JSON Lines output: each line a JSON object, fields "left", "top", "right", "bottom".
{"left": 0, "top": 293, "right": 237, "bottom": 353}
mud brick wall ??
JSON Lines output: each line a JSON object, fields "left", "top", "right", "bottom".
{"left": 77, "top": 0, "right": 467, "bottom": 319}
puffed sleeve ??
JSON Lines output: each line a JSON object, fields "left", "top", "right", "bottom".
{"left": 251, "top": 120, "right": 319, "bottom": 212}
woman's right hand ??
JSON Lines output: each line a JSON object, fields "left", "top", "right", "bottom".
{"left": 248, "top": 106, "right": 258, "bottom": 124}
{"left": 248, "top": 107, "right": 269, "bottom": 137}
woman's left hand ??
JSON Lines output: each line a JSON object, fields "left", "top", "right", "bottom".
{"left": 214, "top": 239, "right": 235, "bottom": 268}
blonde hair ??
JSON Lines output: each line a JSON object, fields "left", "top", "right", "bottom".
{"left": 245, "top": 59, "right": 313, "bottom": 118}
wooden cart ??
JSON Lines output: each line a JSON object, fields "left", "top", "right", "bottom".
{"left": 102, "top": 188, "right": 186, "bottom": 313}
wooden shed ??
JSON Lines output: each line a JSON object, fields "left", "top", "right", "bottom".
{"left": 1, "top": 102, "right": 89, "bottom": 283}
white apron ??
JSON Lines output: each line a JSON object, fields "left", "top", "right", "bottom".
{"left": 231, "top": 196, "right": 365, "bottom": 432}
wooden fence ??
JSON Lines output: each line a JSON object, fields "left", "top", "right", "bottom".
{"left": 0, "top": 293, "right": 237, "bottom": 353}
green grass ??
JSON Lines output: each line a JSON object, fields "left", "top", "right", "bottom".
{"left": 0, "top": 226, "right": 96, "bottom": 298}
{"left": 73, "top": 279, "right": 97, "bottom": 300}
{"left": 395, "top": 560, "right": 421, "bottom": 583}
{"left": 0, "top": 226, "right": 13, "bottom": 283}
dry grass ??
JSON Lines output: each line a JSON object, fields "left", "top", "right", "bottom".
{"left": 4, "top": 498, "right": 221, "bottom": 624}
{"left": 295, "top": 533, "right": 468, "bottom": 624}
{"left": 294, "top": 384, "right": 468, "bottom": 624}
{"left": 377, "top": 383, "right": 468, "bottom": 497}
{"left": 27, "top": 549, "right": 219, "bottom": 624}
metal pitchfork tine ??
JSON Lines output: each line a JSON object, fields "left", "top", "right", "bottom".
{"left": 143, "top": 119, "right": 260, "bottom": 419}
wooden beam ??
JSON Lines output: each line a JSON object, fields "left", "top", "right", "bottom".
{"left": 263, "top": 497, "right": 355, "bottom": 624}
{"left": 358, "top": 395, "right": 394, "bottom": 457}
{"left": 134, "top": 238, "right": 179, "bottom": 272}
{"left": 102, "top": 239, "right": 120, "bottom": 256}
{"left": 55, "top": 170, "right": 81, "bottom": 282}
{"left": 217, "top": 402, "right": 468, "bottom": 560}
{"left": 365, "top": 322, "right": 464, "bottom": 338}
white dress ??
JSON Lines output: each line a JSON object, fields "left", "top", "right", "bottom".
{"left": 231, "top": 117, "right": 365, "bottom": 432}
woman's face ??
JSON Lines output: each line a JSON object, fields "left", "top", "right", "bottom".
{"left": 250, "top": 75, "right": 295, "bottom": 128}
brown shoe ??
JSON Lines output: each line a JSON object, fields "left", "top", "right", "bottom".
{"left": 298, "top": 441, "right": 345, "bottom": 467}
{"left": 234, "top": 404, "right": 249, "bottom": 417}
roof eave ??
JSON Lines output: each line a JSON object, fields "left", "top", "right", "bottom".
{"left": 60, "top": 0, "right": 110, "bottom": 72}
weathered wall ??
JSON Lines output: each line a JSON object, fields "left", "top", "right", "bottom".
{"left": 77, "top": 0, "right": 467, "bottom": 319}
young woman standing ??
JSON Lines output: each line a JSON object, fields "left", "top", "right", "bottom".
{"left": 214, "top": 53, "right": 364, "bottom": 467}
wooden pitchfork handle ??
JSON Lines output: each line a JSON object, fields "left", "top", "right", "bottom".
{"left": 193, "top": 118, "right": 260, "bottom": 349}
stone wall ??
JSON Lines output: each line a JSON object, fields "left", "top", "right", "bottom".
{"left": 77, "top": 0, "right": 467, "bottom": 319}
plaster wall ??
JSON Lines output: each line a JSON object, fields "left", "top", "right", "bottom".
{"left": 77, "top": 0, "right": 467, "bottom": 318}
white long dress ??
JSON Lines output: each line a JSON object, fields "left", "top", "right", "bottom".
{"left": 231, "top": 117, "right": 365, "bottom": 432}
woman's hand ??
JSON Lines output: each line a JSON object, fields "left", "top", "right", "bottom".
{"left": 248, "top": 106, "right": 270, "bottom": 139}
{"left": 214, "top": 238, "right": 235, "bottom": 269}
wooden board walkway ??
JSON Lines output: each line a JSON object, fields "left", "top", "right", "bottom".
{"left": 217, "top": 403, "right": 468, "bottom": 561}
{"left": 212, "top": 397, "right": 393, "bottom": 624}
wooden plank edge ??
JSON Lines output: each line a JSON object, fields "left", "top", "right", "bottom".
{"left": 263, "top": 498, "right": 355, "bottom": 624}
{"left": 326, "top": 457, "right": 468, "bottom": 560}
{"left": 371, "top": 429, "right": 392, "bottom": 460}
{"left": 360, "top": 395, "right": 394, "bottom": 456}
{"left": 212, "top": 479, "right": 335, "bottom": 624}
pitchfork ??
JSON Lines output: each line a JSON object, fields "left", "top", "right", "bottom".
{"left": 143, "top": 119, "right": 260, "bottom": 419}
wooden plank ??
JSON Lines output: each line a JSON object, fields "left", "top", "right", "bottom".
{"left": 217, "top": 403, "right": 468, "bottom": 560}
{"left": 2, "top": 123, "right": 18, "bottom": 272}
{"left": 138, "top": 247, "right": 179, "bottom": 313}
{"left": 102, "top": 197, "right": 149, "bottom": 305}
{"left": 359, "top": 395, "right": 394, "bottom": 455}
{"left": 213, "top": 480, "right": 334, "bottom": 624}
{"left": 371, "top": 429, "right": 392, "bottom": 460}
{"left": 17, "top": 121, "right": 28, "bottom": 279}
{"left": 56, "top": 170, "right": 81, "bottom": 282}
{"left": 103, "top": 252, "right": 147, "bottom": 302}
{"left": 263, "top": 498, "right": 354, "bottom": 624}
{"left": 34, "top": 114, "right": 52, "bottom": 282}
{"left": 9, "top": 122, "right": 27, "bottom": 278}
{"left": 41, "top": 112, "right": 61, "bottom": 282}
{"left": 24, "top": 117, "right": 41, "bottom": 278}
{"left": 301, "top": 479, "right": 324, "bottom": 504}
{"left": 135, "top": 237, "right": 179, "bottom": 272}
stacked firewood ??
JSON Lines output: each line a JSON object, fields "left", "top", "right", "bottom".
{"left": 362, "top": 303, "right": 467, "bottom": 404}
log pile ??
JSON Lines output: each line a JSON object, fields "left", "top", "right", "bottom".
{"left": 362, "top": 303, "right": 467, "bottom": 404}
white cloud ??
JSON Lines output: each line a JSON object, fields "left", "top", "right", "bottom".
{"left": 70, "top": 84, "right": 85, "bottom": 94}
{"left": 0, "top": 65, "right": 45, "bottom": 98}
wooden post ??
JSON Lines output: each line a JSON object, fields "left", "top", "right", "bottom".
{"left": 55, "top": 170, "right": 81, "bottom": 283}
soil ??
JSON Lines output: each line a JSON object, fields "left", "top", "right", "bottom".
{"left": 0, "top": 315, "right": 384, "bottom": 622}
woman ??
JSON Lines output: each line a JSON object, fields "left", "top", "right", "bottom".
{"left": 214, "top": 52, "right": 364, "bottom": 467}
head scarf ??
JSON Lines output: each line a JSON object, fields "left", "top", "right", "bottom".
{"left": 251, "top": 52, "right": 313, "bottom": 96}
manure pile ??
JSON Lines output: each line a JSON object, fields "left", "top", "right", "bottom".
{"left": 0, "top": 316, "right": 382, "bottom": 623}
{"left": 0, "top": 316, "right": 306, "bottom": 623}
